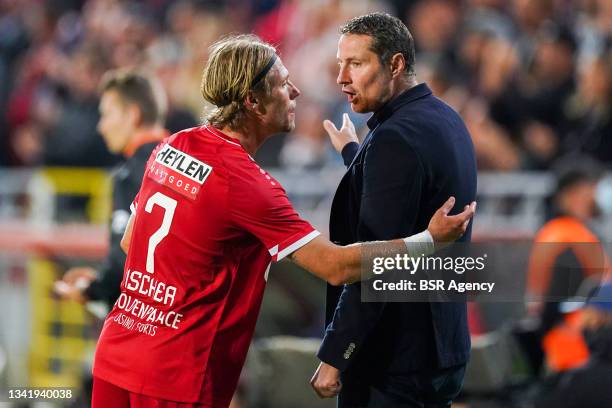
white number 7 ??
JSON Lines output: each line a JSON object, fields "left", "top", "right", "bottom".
{"left": 144, "top": 192, "right": 177, "bottom": 273}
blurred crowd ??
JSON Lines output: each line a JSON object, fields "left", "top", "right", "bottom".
{"left": 0, "top": 0, "right": 611, "bottom": 171}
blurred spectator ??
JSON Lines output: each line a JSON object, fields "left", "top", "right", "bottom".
{"left": 564, "top": 53, "right": 612, "bottom": 165}
{"left": 54, "top": 68, "right": 169, "bottom": 308}
{"left": 41, "top": 42, "right": 119, "bottom": 167}
{"left": 488, "top": 23, "right": 578, "bottom": 169}
{"left": 535, "top": 282, "right": 612, "bottom": 408}
{"left": 0, "top": 0, "right": 611, "bottom": 171}
{"left": 523, "top": 25, "right": 577, "bottom": 165}
{"left": 521, "top": 157, "right": 608, "bottom": 374}
{"left": 410, "top": 0, "right": 461, "bottom": 57}
{"left": 575, "top": 0, "right": 612, "bottom": 63}
{"left": 511, "top": 0, "right": 555, "bottom": 64}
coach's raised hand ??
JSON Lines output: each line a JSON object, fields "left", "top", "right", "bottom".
{"left": 427, "top": 197, "right": 476, "bottom": 245}
{"left": 323, "top": 113, "right": 359, "bottom": 153}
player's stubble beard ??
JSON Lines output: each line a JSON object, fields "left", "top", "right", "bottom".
{"left": 281, "top": 102, "right": 297, "bottom": 133}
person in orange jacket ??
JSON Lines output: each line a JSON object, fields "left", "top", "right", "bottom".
{"left": 525, "top": 156, "right": 608, "bottom": 374}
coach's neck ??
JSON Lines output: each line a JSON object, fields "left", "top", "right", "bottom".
{"left": 387, "top": 75, "right": 419, "bottom": 104}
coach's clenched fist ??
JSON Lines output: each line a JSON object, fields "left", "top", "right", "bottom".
{"left": 310, "top": 361, "right": 342, "bottom": 398}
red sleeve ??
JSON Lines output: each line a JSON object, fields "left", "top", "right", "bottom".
{"left": 130, "top": 192, "right": 140, "bottom": 215}
{"left": 229, "top": 162, "right": 319, "bottom": 261}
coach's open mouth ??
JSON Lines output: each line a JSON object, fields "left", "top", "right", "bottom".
{"left": 343, "top": 89, "right": 356, "bottom": 102}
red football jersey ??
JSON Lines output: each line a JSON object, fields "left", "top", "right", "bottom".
{"left": 93, "top": 125, "right": 319, "bottom": 406}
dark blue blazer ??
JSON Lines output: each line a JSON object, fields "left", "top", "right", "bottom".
{"left": 318, "top": 84, "right": 477, "bottom": 381}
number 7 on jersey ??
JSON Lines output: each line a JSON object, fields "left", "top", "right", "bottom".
{"left": 144, "top": 192, "right": 177, "bottom": 273}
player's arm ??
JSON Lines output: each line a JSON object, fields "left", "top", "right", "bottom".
{"left": 120, "top": 214, "right": 135, "bottom": 253}
{"left": 289, "top": 197, "right": 475, "bottom": 285}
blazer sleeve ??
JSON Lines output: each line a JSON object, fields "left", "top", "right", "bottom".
{"left": 318, "top": 129, "right": 424, "bottom": 371}
{"left": 341, "top": 142, "right": 359, "bottom": 168}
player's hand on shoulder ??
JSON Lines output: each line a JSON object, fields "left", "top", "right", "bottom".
{"left": 323, "top": 113, "right": 358, "bottom": 153}
{"left": 428, "top": 197, "right": 477, "bottom": 245}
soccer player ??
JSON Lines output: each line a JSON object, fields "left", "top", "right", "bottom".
{"left": 91, "top": 35, "right": 476, "bottom": 408}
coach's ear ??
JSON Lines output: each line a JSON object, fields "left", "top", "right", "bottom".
{"left": 390, "top": 53, "right": 406, "bottom": 79}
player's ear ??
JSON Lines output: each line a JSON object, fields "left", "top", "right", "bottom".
{"left": 389, "top": 53, "right": 406, "bottom": 78}
{"left": 245, "top": 91, "right": 259, "bottom": 112}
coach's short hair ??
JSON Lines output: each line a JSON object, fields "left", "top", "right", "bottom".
{"left": 201, "top": 34, "right": 277, "bottom": 130}
{"left": 340, "top": 13, "right": 416, "bottom": 77}
{"left": 100, "top": 69, "right": 167, "bottom": 126}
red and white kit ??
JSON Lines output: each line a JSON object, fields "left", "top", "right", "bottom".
{"left": 93, "top": 125, "right": 319, "bottom": 407}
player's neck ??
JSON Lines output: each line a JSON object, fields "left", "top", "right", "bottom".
{"left": 220, "top": 124, "right": 266, "bottom": 155}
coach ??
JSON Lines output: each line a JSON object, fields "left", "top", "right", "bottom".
{"left": 310, "top": 13, "right": 477, "bottom": 407}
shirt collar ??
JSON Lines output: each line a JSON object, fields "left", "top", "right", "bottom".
{"left": 205, "top": 125, "right": 245, "bottom": 149}
{"left": 366, "top": 83, "right": 432, "bottom": 130}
